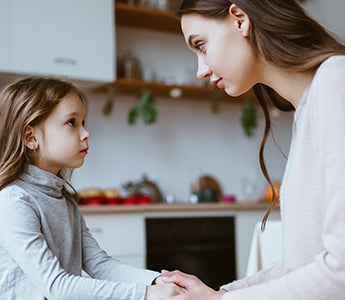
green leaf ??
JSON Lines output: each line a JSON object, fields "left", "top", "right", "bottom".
{"left": 127, "top": 89, "right": 159, "bottom": 125}
{"left": 241, "top": 103, "right": 257, "bottom": 137}
{"left": 128, "top": 107, "right": 140, "bottom": 125}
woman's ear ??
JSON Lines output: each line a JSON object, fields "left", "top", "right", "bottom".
{"left": 228, "top": 4, "right": 251, "bottom": 37}
{"left": 24, "top": 125, "right": 38, "bottom": 151}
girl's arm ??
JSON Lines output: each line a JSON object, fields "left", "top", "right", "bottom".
{"left": 0, "top": 189, "right": 150, "bottom": 300}
{"left": 80, "top": 215, "right": 160, "bottom": 285}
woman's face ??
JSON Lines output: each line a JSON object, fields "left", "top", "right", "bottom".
{"left": 181, "top": 8, "right": 260, "bottom": 97}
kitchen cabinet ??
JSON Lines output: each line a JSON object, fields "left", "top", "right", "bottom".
{"left": 0, "top": 0, "right": 115, "bottom": 82}
{"left": 83, "top": 214, "right": 146, "bottom": 268}
{"left": 0, "top": 0, "right": 11, "bottom": 72}
{"left": 81, "top": 203, "right": 281, "bottom": 279}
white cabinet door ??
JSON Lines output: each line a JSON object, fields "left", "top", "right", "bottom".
{"left": 83, "top": 214, "right": 146, "bottom": 268}
{"left": 0, "top": 0, "right": 11, "bottom": 72}
{"left": 11, "top": 0, "right": 115, "bottom": 82}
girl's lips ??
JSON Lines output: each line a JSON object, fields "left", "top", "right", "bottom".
{"left": 81, "top": 147, "right": 89, "bottom": 155}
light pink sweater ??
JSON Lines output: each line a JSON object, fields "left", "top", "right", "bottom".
{"left": 221, "top": 55, "right": 345, "bottom": 299}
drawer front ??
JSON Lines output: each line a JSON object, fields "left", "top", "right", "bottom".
{"left": 83, "top": 214, "right": 145, "bottom": 257}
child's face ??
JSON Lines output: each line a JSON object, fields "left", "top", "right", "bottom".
{"left": 34, "top": 93, "right": 90, "bottom": 174}
{"left": 181, "top": 10, "right": 260, "bottom": 97}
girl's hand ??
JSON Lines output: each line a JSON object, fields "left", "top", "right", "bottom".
{"left": 145, "top": 283, "right": 185, "bottom": 300}
{"left": 159, "top": 270, "right": 226, "bottom": 300}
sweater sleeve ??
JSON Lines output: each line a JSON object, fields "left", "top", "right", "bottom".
{"left": 220, "top": 262, "right": 283, "bottom": 291}
{"left": 80, "top": 215, "right": 160, "bottom": 285}
{"left": 221, "top": 56, "right": 345, "bottom": 300}
{"left": 0, "top": 187, "right": 149, "bottom": 300}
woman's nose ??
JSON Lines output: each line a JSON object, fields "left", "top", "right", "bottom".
{"left": 197, "top": 57, "right": 212, "bottom": 79}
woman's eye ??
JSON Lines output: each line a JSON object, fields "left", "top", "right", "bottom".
{"left": 195, "top": 43, "right": 204, "bottom": 52}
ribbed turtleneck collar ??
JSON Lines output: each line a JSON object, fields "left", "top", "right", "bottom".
{"left": 19, "top": 165, "right": 66, "bottom": 199}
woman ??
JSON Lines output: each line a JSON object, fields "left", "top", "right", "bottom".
{"left": 159, "top": 0, "right": 345, "bottom": 299}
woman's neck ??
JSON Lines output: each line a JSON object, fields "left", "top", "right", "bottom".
{"left": 260, "top": 63, "right": 315, "bottom": 108}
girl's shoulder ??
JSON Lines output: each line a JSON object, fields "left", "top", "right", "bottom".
{"left": 0, "top": 183, "right": 36, "bottom": 212}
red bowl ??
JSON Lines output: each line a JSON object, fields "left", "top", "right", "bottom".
{"left": 80, "top": 197, "right": 104, "bottom": 205}
{"left": 104, "top": 197, "right": 122, "bottom": 205}
{"left": 122, "top": 196, "right": 138, "bottom": 205}
{"left": 138, "top": 195, "right": 151, "bottom": 204}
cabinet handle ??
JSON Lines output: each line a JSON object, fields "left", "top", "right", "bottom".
{"left": 54, "top": 57, "right": 77, "bottom": 66}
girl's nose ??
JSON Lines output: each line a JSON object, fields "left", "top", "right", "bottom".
{"left": 82, "top": 128, "right": 91, "bottom": 141}
{"left": 197, "top": 57, "right": 212, "bottom": 79}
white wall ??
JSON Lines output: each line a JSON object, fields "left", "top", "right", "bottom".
{"left": 302, "top": 0, "right": 345, "bottom": 41}
{"left": 70, "top": 0, "right": 345, "bottom": 202}
{"left": 73, "top": 90, "right": 293, "bottom": 202}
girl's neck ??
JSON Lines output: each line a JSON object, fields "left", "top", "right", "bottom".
{"left": 260, "top": 63, "right": 315, "bottom": 109}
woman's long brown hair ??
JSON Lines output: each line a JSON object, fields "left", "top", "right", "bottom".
{"left": 177, "top": 0, "right": 345, "bottom": 229}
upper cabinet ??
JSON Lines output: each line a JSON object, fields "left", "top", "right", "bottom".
{"left": 0, "top": 0, "right": 11, "bottom": 72}
{"left": 1, "top": 0, "right": 115, "bottom": 82}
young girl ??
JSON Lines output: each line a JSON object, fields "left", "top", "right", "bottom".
{"left": 160, "top": 0, "right": 345, "bottom": 299}
{"left": 0, "top": 76, "right": 183, "bottom": 300}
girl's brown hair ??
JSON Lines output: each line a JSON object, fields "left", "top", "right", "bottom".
{"left": 177, "top": 0, "right": 345, "bottom": 228}
{"left": 0, "top": 76, "right": 88, "bottom": 201}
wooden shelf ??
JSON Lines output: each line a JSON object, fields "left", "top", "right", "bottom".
{"left": 115, "top": 78, "right": 223, "bottom": 99}
{"left": 80, "top": 201, "right": 274, "bottom": 215}
{"left": 115, "top": 2, "right": 181, "bottom": 33}
{"left": 92, "top": 78, "right": 254, "bottom": 101}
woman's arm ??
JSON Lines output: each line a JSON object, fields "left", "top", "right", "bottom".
{"left": 160, "top": 270, "right": 226, "bottom": 300}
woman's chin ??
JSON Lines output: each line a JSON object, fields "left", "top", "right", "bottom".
{"left": 224, "top": 86, "right": 251, "bottom": 98}
{"left": 224, "top": 87, "right": 242, "bottom": 98}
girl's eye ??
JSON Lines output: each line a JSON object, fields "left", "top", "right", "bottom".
{"left": 67, "top": 119, "right": 76, "bottom": 127}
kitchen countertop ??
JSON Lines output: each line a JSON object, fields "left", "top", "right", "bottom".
{"left": 79, "top": 200, "right": 277, "bottom": 215}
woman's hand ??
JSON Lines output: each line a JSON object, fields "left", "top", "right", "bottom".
{"left": 159, "top": 270, "right": 226, "bottom": 300}
{"left": 145, "top": 282, "right": 185, "bottom": 300}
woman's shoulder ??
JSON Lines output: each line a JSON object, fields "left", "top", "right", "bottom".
{"left": 316, "top": 55, "right": 345, "bottom": 78}
{"left": 311, "top": 55, "right": 345, "bottom": 92}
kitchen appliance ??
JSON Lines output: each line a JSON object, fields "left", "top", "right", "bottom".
{"left": 146, "top": 216, "right": 237, "bottom": 289}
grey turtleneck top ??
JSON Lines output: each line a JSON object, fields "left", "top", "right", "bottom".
{"left": 0, "top": 165, "right": 159, "bottom": 299}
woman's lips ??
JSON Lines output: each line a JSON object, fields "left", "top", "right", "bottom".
{"left": 216, "top": 79, "right": 224, "bottom": 89}
{"left": 211, "top": 78, "right": 224, "bottom": 89}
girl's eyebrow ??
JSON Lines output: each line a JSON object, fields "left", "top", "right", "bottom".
{"left": 64, "top": 112, "right": 85, "bottom": 119}
{"left": 188, "top": 34, "right": 199, "bottom": 48}
{"left": 64, "top": 112, "right": 79, "bottom": 117}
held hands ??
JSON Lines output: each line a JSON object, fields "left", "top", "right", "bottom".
{"left": 145, "top": 283, "right": 185, "bottom": 300}
{"left": 157, "top": 270, "right": 226, "bottom": 300}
